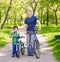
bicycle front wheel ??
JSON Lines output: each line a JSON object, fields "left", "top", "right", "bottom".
{"left": 34, "top": 39, "right": 40, "bottom": 59}
{"left": 16, "top": 43, "right": 20, "bottom": 58}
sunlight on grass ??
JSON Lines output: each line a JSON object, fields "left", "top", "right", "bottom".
{"left": 43, "top": 32, "right": 60, "bottom": 62}
{"left": 37, "top": 25, "right": 60, "bottom": 62}
{"left": 0, "top": 29, "right": 11, "bottom": 48}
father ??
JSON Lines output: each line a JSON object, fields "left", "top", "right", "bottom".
{"left": 24, "top": 9, "right": 41, "bottom": 55}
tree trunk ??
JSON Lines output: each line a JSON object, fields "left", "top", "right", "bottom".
{"left": 1, "top": 0, "right": 12, "bottom": 29}
{"left": 33, "top": 2, "right": 37, "bottom": 16}
{"left": 50, "top": 5, "right": 59, "bottom": 26}
{"left": 43, "top": 20, "right": 45, "bottom": 24}
{"left": 46, "top": 7, "right": 49, "bottom": 26}
{"left": 0, "top": 10, "right": 1, "bottom": 23}
{"left": 20, "top": 15, "right": 23, "bottom": 26}
{"left": 41, "top": 8, "right": 43, "bottom": 24}
{"left": 7, "top": 18, "right": 8, "bottom": 24}
{"left": 54, "top": 11, "right": 58, "bottom": 26}
{"left": 14, "top": 20, "right": 16, "bottom": 25}
{"left": 31, "top": 0, "right": 38, "bottom": 16}
{"left": 13, "top": 10, "right": 17, "bottom": 25}
{"left": 14, "top": 15, "right": 16, "bottom": 25}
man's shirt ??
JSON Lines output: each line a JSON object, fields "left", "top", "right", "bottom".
{"left": 25, "top": 16, "right": 38, "bottom": 31}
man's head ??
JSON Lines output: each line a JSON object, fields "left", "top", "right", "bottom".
{"left": 26, "top": 9, "right": 32, "bottom": 18}
{"left": 13, "top": 26, "right": 18, "bottom": 32}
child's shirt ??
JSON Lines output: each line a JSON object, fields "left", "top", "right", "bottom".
{"left": 11, "top": 32, "right": 20, "bottom": 45}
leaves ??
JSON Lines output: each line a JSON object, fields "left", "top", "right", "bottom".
{"left": 0, "top": 0, "right": 60, "bottom": 28}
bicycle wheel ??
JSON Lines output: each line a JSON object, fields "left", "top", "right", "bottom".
{"left": 16, "top": 42, "right": 20, "bottom": 58}
{"left": 20, "top": 42, "right": 25, "bottom": 55}
{"left": 21, "top": 48, "right": 25, "bottom": 55}
{"left": 34, "top": 39, "right": 40, "bottom": 59}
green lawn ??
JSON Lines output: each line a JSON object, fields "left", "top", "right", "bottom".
{"left": 44, "top": 33, "right": 60, "bottom": 62}
{"left": 0, "top": 31, "right": 10, "bottom": 48}
{"left": 38, "top": 24, "right": 60, "bottom": 62}
{"left": 0, "top": 24, "right": 14, "bottom": 48}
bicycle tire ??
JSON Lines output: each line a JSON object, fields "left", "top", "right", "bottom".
{"left": 34, "top": 39, "right": 40, "bottom": 59}
{"left": 16, "top": 43, "right": 20, "bottom": 58}
{"left": 21, "top": 48, "right": 25, "bottom": 55}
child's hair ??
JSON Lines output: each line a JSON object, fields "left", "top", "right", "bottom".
{"left": 13, "top": 26, "right": 18, "bottom": 30}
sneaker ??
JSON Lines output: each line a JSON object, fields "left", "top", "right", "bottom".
{"left": 28, "top": 54, "right": 34, "bottom": 56}
{"left": 16, "top": 54, "right": 19, "bottom": 58}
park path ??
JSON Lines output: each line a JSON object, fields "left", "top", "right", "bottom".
{"left": 0, "top": 26, "right": 57, "bottom": 62}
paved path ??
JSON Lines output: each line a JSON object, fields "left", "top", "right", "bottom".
{"left": 0, "top": 26, "right": 56, "bottom": 62}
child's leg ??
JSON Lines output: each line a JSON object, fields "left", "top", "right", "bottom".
{"left": 12, "top": 44, "right": 17, "bottom": 56}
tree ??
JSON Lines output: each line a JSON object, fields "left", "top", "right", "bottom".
{"left": 1, "top": 0, "right": 12, "bottom": 29}
{"left": 50, "top": 0, "right": 60, "bottom": 25}
{"left": 22, "top": 0, "right": 38, "bottom": 15}
{"left": 30, "top": 0, "right": 38, "bottom": 15}
{"left": 38, "top": 0, "right": 52, "bottom": 26}
{"left": 0, "top": 10, "right": 1, "bottom": 23}
{"left": 50, "top": 5, "right": 59, "bottom": 25}
{"left": 0, "top": 0, "right": 60, "bottom": 28}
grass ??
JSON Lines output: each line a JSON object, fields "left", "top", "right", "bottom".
{"left": 44, "top": 33, "right": 60, "bottom": 62}
{"left": 0, "top": 32, "right": 10, "bottom": 48}
{"left": 0, "top": 24, "right": 14, "bottom": 48}
{"left": 38, "top": 24, "right": 60, "bottom": 62}
{"left": 40, "top": 24, "right": 60, "bottom": 34}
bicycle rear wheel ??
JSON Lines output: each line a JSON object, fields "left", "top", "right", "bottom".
{"left": 34, "top": 39, "right": 40, "bottom": 59}
{"left": 16, "top": 42, "right": 20, "bottom": 58}
{"left": 21, "top": 48, "right": 25, "bottom": 55}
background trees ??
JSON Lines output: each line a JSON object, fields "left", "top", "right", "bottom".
{"left": 0, "top": 0, "right": 60, "bottom": 29}
{"left": 1, "top": 0, "right": 12, "bottom": 29}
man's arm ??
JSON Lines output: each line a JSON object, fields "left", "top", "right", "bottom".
{"left": 36, "top": 20, "right": 41, "bottom": 31}
{"left": 24, "top": 24, "right": 27, "bottom": 31}
{"left": 24, "top": 18, "right": 28, "bottom": 32}
{"left": 24, "top": 24, "right": 28, "bottom": 34}
{"left": 24, "top": 24, "right": 27, "bottom": 29}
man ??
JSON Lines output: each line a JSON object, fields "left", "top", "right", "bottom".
{"left": 24, "top": 9, "right": 41, "bottom": 56}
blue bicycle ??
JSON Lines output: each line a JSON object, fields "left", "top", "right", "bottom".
{"left": 16, "top": 40, "right": 25, "bottom": 58}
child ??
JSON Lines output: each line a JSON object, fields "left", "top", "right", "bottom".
{"left": 10, "top": 26, "right": 20, "bottom": 57}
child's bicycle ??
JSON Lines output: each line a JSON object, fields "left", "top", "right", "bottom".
{"left": 16, "top": 40, "right": 25, "bottom": 58}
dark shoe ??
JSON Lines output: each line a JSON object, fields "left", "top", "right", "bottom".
{"left": 16, "top": 54, "right": 19, "bottom": 58}
{"left": 28, "top": 54, "right": 34, "bottom": 56}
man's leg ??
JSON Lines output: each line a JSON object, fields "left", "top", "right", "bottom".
{"left": 27, "top": 33, "right": 33, "bottom": 56}
{"left": 31, "top": 33, "right": 36, "bottom": 47}
{"left": 26, "top": 33, "right": 30, "bottom": 47}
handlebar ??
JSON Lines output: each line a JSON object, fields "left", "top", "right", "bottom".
{"left": 26, "top": 30, "right": 39, "bottom": 34}
{"left": 11, "top": 36, "right": 25, "bottom": 38}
